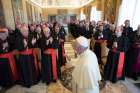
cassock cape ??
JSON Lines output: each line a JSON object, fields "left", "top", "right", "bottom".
{"left": 72, "top": 49, "right": 101, "bottom": 89}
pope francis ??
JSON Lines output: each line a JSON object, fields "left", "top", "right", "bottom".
{"left": 72, "top": 36, "right": 101, "bottom": 93}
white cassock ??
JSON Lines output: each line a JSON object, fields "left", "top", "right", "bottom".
{"left": 72, "top": 49, "right": 101, "bottom": 93}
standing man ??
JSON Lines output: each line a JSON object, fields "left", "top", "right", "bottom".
{"left": 0, "top": 28, "right": 18, "bottom": 86}
{"left": 15, "top": 25, "right": 39, "bottom": 87}
{"left": 94, "top": 24, "right": 108, "bottom": 64}
{"left": 104, "top": 26, "right": 129, "bottom": 83}
{"left": 126, "top": 25, "right": 140, "bottom": 80}
{"left": 123, "top": 20, "right": 133, "bottom": 39}
{"left": 52, "top": 22, "right": 66, "bottom": 67}
{"left": 72, "top": 36, "right": 101, "bottom": 93}
{"left": 38, "top": 27, "right": 58, "bottom": 84}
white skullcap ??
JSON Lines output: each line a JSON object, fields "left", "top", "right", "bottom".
{"left": 76, "top": 36, "right": 88, "bottom": 47}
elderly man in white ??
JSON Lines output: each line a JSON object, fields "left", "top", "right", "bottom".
{"left": 71, "top": 36, "right": 101, "bottom": 93}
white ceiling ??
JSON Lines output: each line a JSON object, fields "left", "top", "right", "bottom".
{"left": 28, "top": 0, "right": 93, "bottom": 8}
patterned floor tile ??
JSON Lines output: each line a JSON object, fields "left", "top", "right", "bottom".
{"left": 0, "top": 80, "right": 136, "bottom": 93}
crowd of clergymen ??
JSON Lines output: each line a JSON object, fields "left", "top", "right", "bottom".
{"left": 0, "top": 22, "right": 66, "bottom": 88}
{"left": 69, "top": 19, "right": 140, "bottom": 83}
{"left": 0, "top": 19, "right": 140, "bottom": 88}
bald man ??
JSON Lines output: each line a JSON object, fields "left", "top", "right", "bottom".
{"left": 104, "top": 26, "right": 129, "bottom": 83}
{"left": 15, "top": 25, "right": 39, "bottom": 87}
{"left": 72, "top": 36, "right": 101, "bottom": 93}
{"left": 38, "top": 27, "right": 58, "bottom": 84}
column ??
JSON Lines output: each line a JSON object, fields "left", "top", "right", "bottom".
{"left": 32, "top": 5, "right": 35, "bottom": 23}
{"left": 1, "top": 0, "right": 15, "bottom": 29}
{"left": 22, "top": 0, "right": 28, "bottom": 24}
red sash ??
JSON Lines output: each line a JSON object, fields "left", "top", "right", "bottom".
{"left": 19, "top": 49, "right": 33, "bottom": 55}
{"left": 44, "top": 48, "right": 57, "bottom": 80}
{"left": 0, "top": 52, "right": 18, "bottom": 81}
{"left": 117, "top": 52, "right": 125, "bottom": 78}
{"left": 19, "top": 49, "right": 39, "bottom": 77}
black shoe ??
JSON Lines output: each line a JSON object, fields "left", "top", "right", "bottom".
{"left": 132, "top": 76, "right": 138, "bottom": 81}
{"left": 46, "top": 82, "right": 50, "bottom": 85}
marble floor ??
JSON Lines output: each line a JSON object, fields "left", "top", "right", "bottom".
{"left": 0, "top": 80, "right": 130, "bottom": 93}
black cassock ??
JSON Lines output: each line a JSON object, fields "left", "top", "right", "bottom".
{"left": 94, "top": 30, "right": 108, "bottom": 64}
{"left": 104, "top": 34, "right": 129, "bottom": 83}
{"left": 52, "top": 30, "right": 66, "bottom": 67}
{"left": 15, "top": 33, "right": 39, "bottom": 87}
{"left": 38, "top": 36, "right": 58, "bottom": 84}
{"left": 84, "top": 26, "right": 91, "bottom": 39}
{"left": 121, "top": 26, "right": 135, "bottom": 78}
{"left": 125, "top": 31, "right": 140, "bottom": 79}
{"left": 51, "top": 31, "right": 67, "bottom": 81}
{"left": 0, "top": 38, "right": 18, "bottom": 87}
{"left": 59, "top": 27, "right": 66, "bottom": 66}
